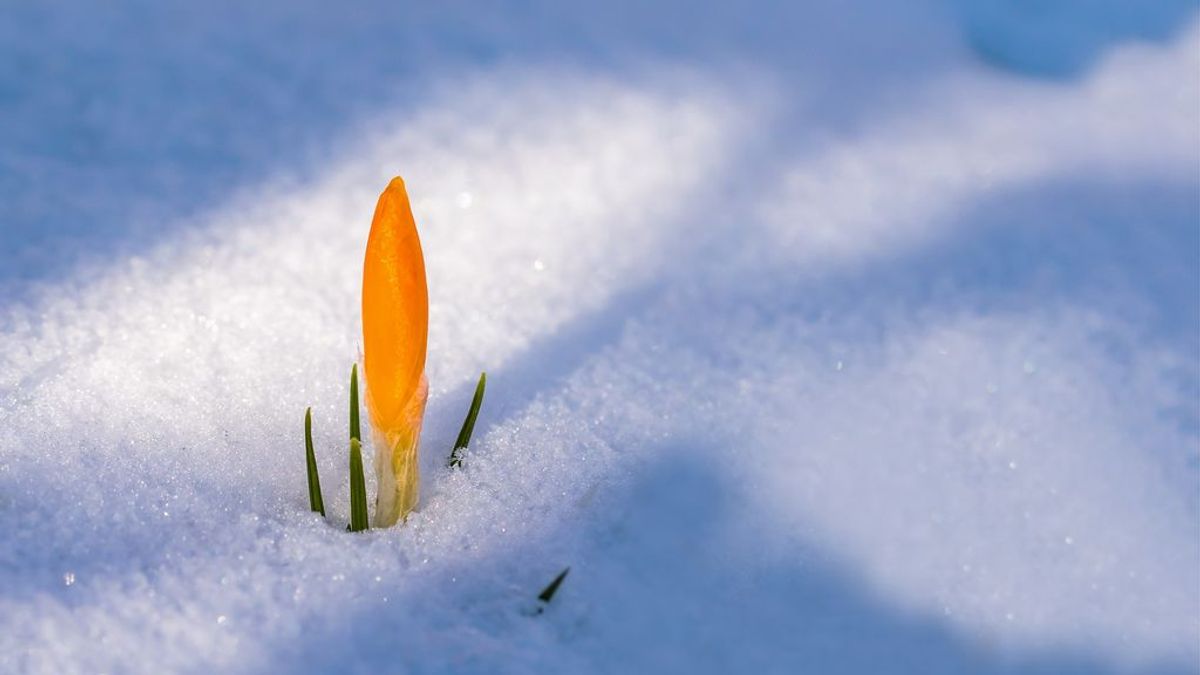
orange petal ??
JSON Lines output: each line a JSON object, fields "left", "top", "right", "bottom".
{"left": 362, "top": 176, "right": 429, "bottom": 435}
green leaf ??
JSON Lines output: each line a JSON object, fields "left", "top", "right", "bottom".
{"left": 537, "top": 567, "right": 570, "bottom": 604}
{"left": 348, "top": 437, "right": 369, "bottom": 532}
{"left": 304, "top": 408, "right": 325, "bottom": 516}
{"left": 350, "top": 364, "right": 361, "bottom": 443}
{"left": 448, "top": 372, "right": 486, "bottom": 468}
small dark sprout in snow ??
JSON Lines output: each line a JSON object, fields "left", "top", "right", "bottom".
{"left": 537, "top": 567, "right": 571, "bottom": 605}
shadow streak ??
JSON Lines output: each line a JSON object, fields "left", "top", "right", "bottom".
{"left": 5, "top": 0, "right": 1195, "bottom": 308}
{"left": 272, "top": 448, "right": 1199, "bottom": 674}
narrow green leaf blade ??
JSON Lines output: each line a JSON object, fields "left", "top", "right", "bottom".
{"left": 537, "top": 566, "right": 570, "bottom": 604}
{"left": 448, "top": 372, "right": 486, "bottom": 468}
{"left": 349, "top": 437, "right": 369, "bottom": 532}
{"left": 350, "top": 364, "right": 361, "bottom": 443}
{"left": 304, "top": 408, "right": 325, "bottom": 516}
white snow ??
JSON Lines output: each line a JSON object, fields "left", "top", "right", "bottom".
{"left": 1, "top": 2, "right": 1197, "bottom": 674}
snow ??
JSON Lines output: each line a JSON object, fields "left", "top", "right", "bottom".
{"left": 1, "top": 2, "right": 1197, "bottom": 673}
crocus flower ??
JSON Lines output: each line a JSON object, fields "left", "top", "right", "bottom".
{"left": 361, "top": 177, "right": 429, "bottom": 527}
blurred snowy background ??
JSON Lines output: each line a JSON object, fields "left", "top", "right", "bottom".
{"left": 0, "top": 1, "right": 1197, "bottom": 673}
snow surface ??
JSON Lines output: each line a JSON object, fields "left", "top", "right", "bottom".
{"left": 1, "top": 2, "right": 1198, "bottom": 673}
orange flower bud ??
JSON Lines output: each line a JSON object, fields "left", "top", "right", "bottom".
{"left": 361, "top": 177, "right": 429, "bottom": 526}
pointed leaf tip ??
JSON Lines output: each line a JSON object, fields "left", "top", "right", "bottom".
{"left": 449, "top": 371, "right": 487, "bottom": 468}
{"left": 350, "top": 364, "right": 361, "bottom": 443}
{"left": 304, "top": 407, "right": 325, "bottom": 516}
